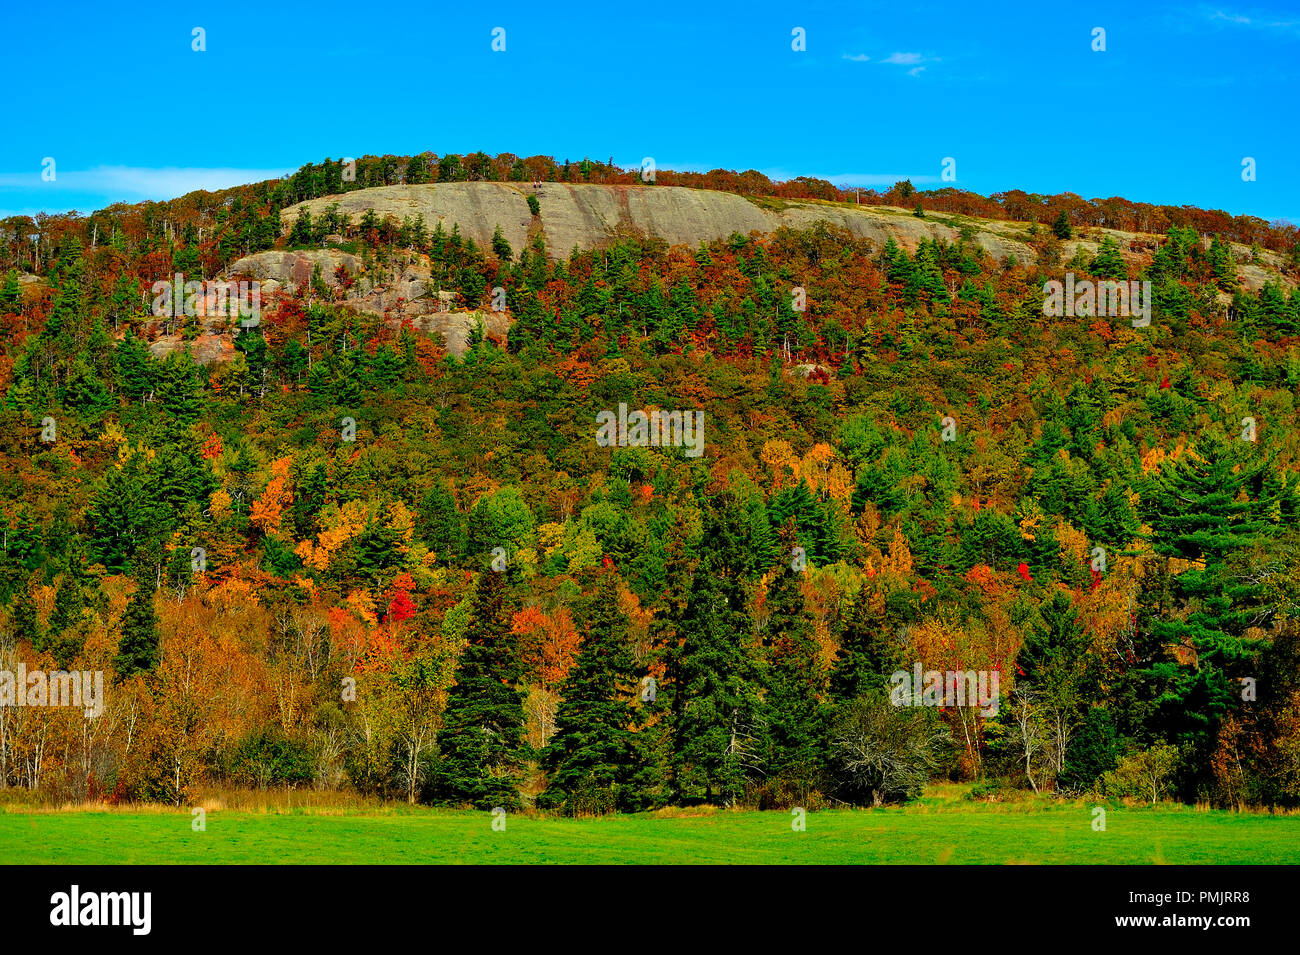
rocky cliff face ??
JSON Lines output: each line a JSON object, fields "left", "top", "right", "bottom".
{"left": 217, "top": 247, "right": 506, "bottom": 358}
{"left": 276, "top": 182, "right": 1040, "bottom": 264}
{"left": 275, "top": 181, "right": 1296, "bottom": 288}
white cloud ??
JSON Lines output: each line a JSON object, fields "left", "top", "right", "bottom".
{"left": 842, "top": 53, "right": 870, "bottom": 62}
{"left": 881, "top": 52, "right": 924, "bottom": 65}
{"left": 1208, "top": 8, "right": 1300, "bottom": 32}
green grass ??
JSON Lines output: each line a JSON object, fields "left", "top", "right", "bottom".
{"left": 4, "top": 790, "right": 1297, "bottom": 864}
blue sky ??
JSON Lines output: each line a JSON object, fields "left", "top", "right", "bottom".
{"left": 3, "top": 0, "right": 1296, "bottom": 223}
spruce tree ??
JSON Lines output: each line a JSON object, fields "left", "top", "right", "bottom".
{"left": 1020, "top": 592, "right": 1093, "bottom": 706}
{"left": 0, "top": 269, "right": 20, "bottom": 314}
{"left": 432, "top": 569, "right": 526, "bottom": 808}
{"left": 763, "top": 564, "right": 826, "bottom": 794}
{"left": 671, "top": 494, "right": 768, "bottom": 805}
{"left": 107, "top": 271, "right": 138, "bottom": 331}
{"left": 539, "top": 573, "right": 640, "bottom": 813}
{"left": 46, "top": 240, "right": 86, "bottom": 339}
{"left": 1138, "top": 431, "right": 1276, "bottom": 770}
{"left": 491, "top": 225, "right": 513, "bottom": 262}
{"left": 114, "top": 576, "right": 160, "bottom": 679}
{"left": 49, "top": 572, "right": 83, "bottom": 635}
{"left": 882, "top": 238, "right": 915, "bottom": 286}
{"left": 48, "top": 569, "right": 89, "bottom": 668}
{"left": 1052, "top": 211, "right": 1073, "bottom": 240}
{"left": 906, "top": 242, "right": 950, "bottom": 304}
{"left": 831, "top": 585, "right": 906, "bottom": 702}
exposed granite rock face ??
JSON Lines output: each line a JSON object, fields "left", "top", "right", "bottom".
{"left": 1238, "top": 261, "right": 1283, "bottom": 293}
{"left": 147, "top": 330, "right": 233, "bottom": 364}
{"left": 222, "top": 251, "right": 508, "bottom": 356}
{"left": 276, "top": 183, "right": 1299, "bottom": 291}
{"left": 398, "top": 310, "right": 510, "bottom": 356}
{"left": 228, "top": 249, "right": 360, "bottom": 286}
{"left": 278, "top": 182, "right": 1038, "bottom": 264}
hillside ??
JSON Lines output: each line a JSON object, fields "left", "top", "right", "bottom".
{"left": 276, "top": 181, "right": 1292, "bottom": 282}
{"left": 2, "top": 151, "right": 1300, "bottom": 817}
{"left": 208, "top": 180, "right": 1297, "bottom": 359}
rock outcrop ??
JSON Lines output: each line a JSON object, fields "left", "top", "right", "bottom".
{"left": 228, "top": 249, "right": 360, "bottom": 287}
{"left": 275, "top": 183, "right": 1297, "bottom": 289}
{"left": 223, "top": 248, "right": 507, "bottom": 357}
{"left": 278, "top": 182, "right": 1039, "bottom": 263}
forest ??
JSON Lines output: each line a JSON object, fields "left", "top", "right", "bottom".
{"left": 2, "top": 151, "right": 1300, "bottom": 814}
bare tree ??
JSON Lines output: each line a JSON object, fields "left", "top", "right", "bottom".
{"left": 831, "top": 695, "right": 950, "bottom": 806}
{"left": 1008, "top": 686, "right": 1047, "bottom": 793}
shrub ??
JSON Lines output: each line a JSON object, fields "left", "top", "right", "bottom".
{"left": 965, "top": 778, "right": 1012, "bottom": 802}
{"left": 1099, "top": 744, "right": 1180, "bottom": 803}
{"left": 231, "top": 731, "right": 316, "bottom": 789}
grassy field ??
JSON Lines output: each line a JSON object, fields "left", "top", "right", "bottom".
{"left": 3, "top": 786, "right": 1296, "bottom": 864}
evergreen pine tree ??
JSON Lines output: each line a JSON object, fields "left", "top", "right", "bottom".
{"left": 768, "top": 479, "right": 817, "bottom": 555}
{"left": 114, "top": 575, "right": 160, "bottom": 679}
{"left": 288, "top": 209, "right": 314, "bottom": 247}
{"left": 1208, "top": 238, "right": 1238, "bottom": 292}
{"left": 763, "top": 564, "right": 825, "bottom": 794}
{"left": 405, "top": 153, "right": 432, "bottom": 184}
{"left": 539, "top": 573, "right": 641, "bottom": 813}
{"left": 671, "top": 494, "right": 768, "bottom": 805}
{"left": 1138, "top": 431, "right": 1275, "bottom": 771}
{"left": 1089, "top": 236, "right": 1127, "bottom": 280}
{"left": 432, "top": 569, "right": 526, "bottom": 808}
{"left": 154, "top": 351, "right": 202, "bottom": 422}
